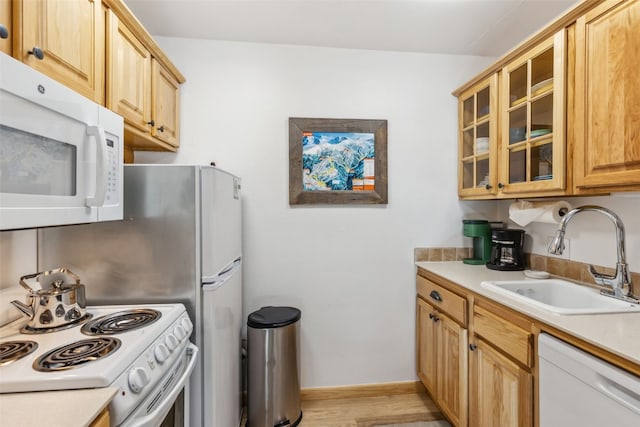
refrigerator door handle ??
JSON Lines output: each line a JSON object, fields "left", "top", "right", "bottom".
{"left": 202, "top": 256, "right": 242, "bottom": 291}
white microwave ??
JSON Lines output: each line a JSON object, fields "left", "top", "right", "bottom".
{"left": 0, "top": 53, "right": 123, "bottom": 230}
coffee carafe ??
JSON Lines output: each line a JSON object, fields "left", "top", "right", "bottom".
{"left": 486, "top": 229, "right": 526, "bottom": 271}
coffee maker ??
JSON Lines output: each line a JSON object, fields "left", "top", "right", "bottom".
{"left": 462, "top": 220, "right": 491, "bottom": 265}
{"left": 486, "top": 229, "right": 526, "bottom": 271}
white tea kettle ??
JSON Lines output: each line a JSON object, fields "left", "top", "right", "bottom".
{"left": 11, "top": 268, "right": 88, "bottom": 331}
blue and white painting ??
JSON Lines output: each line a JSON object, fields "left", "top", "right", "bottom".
{"left": 302, "top": 132, "right": 375, "bottom": 191}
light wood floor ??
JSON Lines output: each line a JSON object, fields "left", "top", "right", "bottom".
{"left": 244, "top": 391, "right": 444, "bottom": 427}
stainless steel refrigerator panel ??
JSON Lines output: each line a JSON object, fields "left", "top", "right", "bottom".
{"left": 202, "top": 264, "right": 243, "bottom": 427}
{"left": 201, "top": 167, "right": 242, "bottom": 281}
{"left": 38, "top": 165, "right": 201, "bottom": 325}
{"left": 38, "top": 164, "right": 243, "bottom": 427}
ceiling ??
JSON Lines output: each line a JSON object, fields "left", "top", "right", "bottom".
{"left": 124, "top": 0, "right": 579, "bottom": 57}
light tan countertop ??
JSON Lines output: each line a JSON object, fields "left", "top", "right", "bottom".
{"left": 0, "top": 387, "right": 117, "bottom": 426}
{"left": 416, "top": 261, "right": 640, "bottom": 367}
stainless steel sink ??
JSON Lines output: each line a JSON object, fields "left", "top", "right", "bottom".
{"left": 480, "top": 279, "right": 640, "bottom": 315}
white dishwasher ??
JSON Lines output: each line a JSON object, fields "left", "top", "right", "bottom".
{"left": 538, "top": 333, "right": 640, "bottom": 426}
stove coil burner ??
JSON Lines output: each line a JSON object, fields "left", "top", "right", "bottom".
{"left": 20, "top": 313, "right": 93, "bottom": 335}
{"left": 0, "top": 340, "right": 38, "bottom": 366}
{"left": 33, "top": 337, "right": 121, "bottom": 372}
{"left": 81, "top": 309, "right": 161, "bottom": 336}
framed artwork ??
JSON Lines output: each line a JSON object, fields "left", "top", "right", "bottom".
{"left": 289, "top": 117, "right": 388, "bottom": 205}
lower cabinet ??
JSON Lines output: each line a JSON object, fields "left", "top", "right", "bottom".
{"left": 437, "top": 313, "right": 468, "bottom": 427}
{"left": 469, "top": 338, "right": 532, "bottom": 427}
{"left": 416, "top": 277, "right": 468, "bottom": 427}
{"left": 416, "top": 273, "right": 533, "bottom": 427}
{"left": 89, "top": 408, "right": 110, "bottom": 427}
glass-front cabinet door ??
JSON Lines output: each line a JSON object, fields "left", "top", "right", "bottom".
{"left": 458, "top": 74, "right": 498, "bottom": 198}
{"left": 499, "top": 30, "right": 566, "bottom": 195}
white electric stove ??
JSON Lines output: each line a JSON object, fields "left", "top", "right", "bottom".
{"left": 0, "top": 303, "right": 197, "bottom": 426}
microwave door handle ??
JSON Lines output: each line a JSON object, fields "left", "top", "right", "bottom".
{"left": 86, "top": 125, "right": 108, "bottom": 207}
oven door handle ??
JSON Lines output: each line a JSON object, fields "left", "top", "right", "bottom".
{"left": 127, "top": 343, "right": 199, "bottom": 427}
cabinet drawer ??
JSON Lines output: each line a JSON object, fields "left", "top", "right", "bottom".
{"left": 473, "top": 305, "right": 532, "bottom": 367}
{"left": 417, "top": 275, "right": 467, "bottom": 326}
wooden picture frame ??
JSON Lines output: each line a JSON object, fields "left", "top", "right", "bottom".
{"left": 289, "top": 117, "right": 388, "bottom": 205}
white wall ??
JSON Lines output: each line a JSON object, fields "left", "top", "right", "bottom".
{"left": 135, "top": 37, "right": 495, "bottom": 387}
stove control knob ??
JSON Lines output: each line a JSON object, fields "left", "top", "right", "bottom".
{"left": 181, "top": 317, "right": 193, "bottom": 333}
{"left": 165, "top": 334, "right": 179, "bottom": 351}
{"left": 174, "top": 325, "right": 187, "bottom": 341}
{"left": 128, "top": 367, "right": 150, "bottom": 393}
{"left": 155, "top": 343, "right": 170, "bottom": 363}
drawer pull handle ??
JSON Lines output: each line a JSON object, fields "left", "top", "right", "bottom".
{"left": 429, "top": 290, "right": 442, "bottom": 302}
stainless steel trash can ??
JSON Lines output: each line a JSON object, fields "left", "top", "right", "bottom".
{"left": 247, "top": 306, "right": 302, "bottom": 427}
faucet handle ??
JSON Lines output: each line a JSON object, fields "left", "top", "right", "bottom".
{"left": 588, "top": 264, "right": 616, "bottom": 287}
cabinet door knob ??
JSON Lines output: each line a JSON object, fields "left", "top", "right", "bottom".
{"left": 469, "top": 344, "right": 477, "bottom": 351}
{"left": 485, "top": 184, "right": 492, "bottom": 190}
{"left": 498, "top": 182, "right": 504, "bottom": 189}
{"left": 428, "top": 313, "right": 435, "bottom": 320}
{"left": 147, "top": 120, "right": 155, "bottom": 127}
{"left": 0, "top": 24, "right": 8, "bottom": 39}
{"left": 429, "top": 290, "right": 442, "bottom": 302}
{"left": 158, "top": 126, "right": 164, "bottom": 133}
{"left": 433, "top": 315, "right": 440, "bottom": 323}
{"left": 28, "top": 47, "right": 44, "bottom": 60}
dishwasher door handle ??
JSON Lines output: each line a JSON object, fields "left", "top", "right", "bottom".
{"left": 596, "top": 374, "right": 640, "bottom": 415}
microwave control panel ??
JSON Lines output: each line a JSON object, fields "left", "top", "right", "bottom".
{"left": 106, "top": 138, "right": 118, "bottom": 204}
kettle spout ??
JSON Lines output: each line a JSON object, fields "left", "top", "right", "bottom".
{"left": 11, "top": 300, "right": 34, "bottom": 318}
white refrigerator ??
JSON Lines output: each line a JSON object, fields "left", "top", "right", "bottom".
{"left": 39, "top": 164, "right": 243, "bottom": 427}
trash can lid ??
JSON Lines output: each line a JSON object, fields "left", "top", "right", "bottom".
{"left": 247, "top": 306, "right": 301, "bottom": 328}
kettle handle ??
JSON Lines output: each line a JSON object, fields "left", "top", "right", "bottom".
{"left": 20, "top": 268, "right": 81, "bottom": 291}
{"left": 18, "top": 272, "right": 38, "bottom": 291}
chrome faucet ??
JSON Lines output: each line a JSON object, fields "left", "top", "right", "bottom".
{"left": 548, "top": 205, "right": 636, "bottom": 302}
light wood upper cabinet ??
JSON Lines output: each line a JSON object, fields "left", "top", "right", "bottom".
{"left": 5, "top": 0, "right": 184, "bottom": 158}
{"left": 498, "top": 30, "right": 567, "bottom": 197}
{"left": 151, "top": 58, "right": 180, "bottom": 148}
{"left": 106, "top": 8, "right": 182, "bottom": 152}
{"left": 16, "top": 0, "right": 105, "bottom": 104}
{"left": 0, "top": 0, "right": 11, "bottom": 55}
{"left": 469, "top": 338, "right": 532, "bottom": 427}
{"left": 107, "top": 10, "right": 151, "bottom": 133}
{"left": 453, "top": 0, "right": 640, "bottom": 198}
{"left": 573, "top": 0, "right": 640, "bottom": 192}
{"left": 455, "top": 30, "right": 567, "bottom": 200}
{"left": 457, "top": 74, "right": 499, "bottom": 198}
